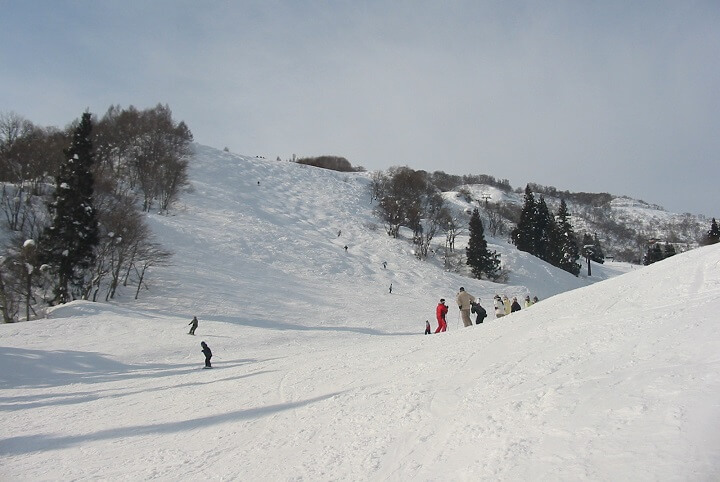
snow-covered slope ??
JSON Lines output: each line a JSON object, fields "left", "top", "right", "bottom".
{"left": 1, "top": 145, "right": 718, "bottom": 480}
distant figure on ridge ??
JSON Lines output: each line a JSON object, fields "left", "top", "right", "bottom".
{"left": 435, "top": 299, "right": 448, "bottom": 333}
{"left": 188, "top": 316, "right": 199, "bottom": 335}
{"left": 201, "top": 341, "right": 212, "bottom": 368}
{"left": 511, "top": 297, "right": 522, "bottom": 313}
{"left": 456, "top": 287, "right": 476, "bottom": 328}
{"left": 524, "top": 295, "right": 533, "bottom": 308}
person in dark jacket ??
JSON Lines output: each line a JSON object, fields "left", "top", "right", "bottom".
{"left": 201, "top": 341, "right": 212, "bottom": 368}
{"left": 425, "top": 320, "right": 432, "bottom": 335}
{"left": 471, "top": 301, "right": 487, "bottom": 324}
{"left": 510, "top": 297, "right": 522, "bottom": 313}
{"left": 435, "top": 299, "right": 448, "bottom": 333}
{"left": 188, "top": 316, "right": 199, "bottom": 335}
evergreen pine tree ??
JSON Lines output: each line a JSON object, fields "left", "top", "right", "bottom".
{"left": 591, "top": 233, "right": 606, "bottom": 263}
{"left": 705, "top": 218, "right": 720, "bottom": 245}
{"left": 39, "top": 112, "right": 99, "bottom": 303}
{"left": 643, "top": 243, "right": 664, "bottom": 265}
{"left": 512, "top": 185, "right": 536, "bottom": 253}
{"left": 534, "top": 196, "right": 556, "bottom": 262}
{"left": 466, "top": 208, "right": 501, "bottom": 280}
{"left": 555, "top": 199, "right": 581, "bottom": 276}
{"left": 664, "top": 242, "right": 676, "bottom": 258}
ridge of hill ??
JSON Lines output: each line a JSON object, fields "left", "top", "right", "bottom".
{"left": 453, "top": 181, "right": 708, "bottom": 263}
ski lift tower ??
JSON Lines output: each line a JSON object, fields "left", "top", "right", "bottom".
{"left": 583, "top": 244, "right": 595, "bottom": 276}
{"left": 480, "top": 193, "right": 491, "bottom": 207}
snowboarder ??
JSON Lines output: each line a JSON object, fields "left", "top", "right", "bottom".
{"left": 188, "top": 316, "right": 199, "bottom": 335}
{"left": 494, "top": 295, "right": 505, "bottom": 318}
{"left": 435, "top": 299, "right": 448, "bottom": 333}
{"left": 471, "top": 301, "right": 487, "bottom": 324}
{"left": 456, "top": 287, "right": 476, "bottom": 328}
{"left": 424, "top": 320, "right": 431, "bottom": 335}
{"left": 201, "top": 341, "right": 212, "bottom": 368}
{"left": 511, "top": 297, "right": 522, "bottom": 313}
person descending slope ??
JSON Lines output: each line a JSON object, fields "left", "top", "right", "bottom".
{"left": 201, "top": 341, "right": 212, "bottom": 368}
{"left": 435, "top": 299, "right": 448, "bottom": 333}
{"left": 188, "top": 316, "right": 199, "bottom": 335}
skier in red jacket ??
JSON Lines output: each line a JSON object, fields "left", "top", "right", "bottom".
{"left": 435, "top": 299, "right": 448, "bottom": 333}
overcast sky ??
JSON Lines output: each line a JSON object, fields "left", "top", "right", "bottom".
{"left": 1, "top": 1, "right": 718, "bottom": 217}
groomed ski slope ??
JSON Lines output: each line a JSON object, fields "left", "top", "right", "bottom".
{"left": 1, "top": 146, "right": 719, "bottom": 480}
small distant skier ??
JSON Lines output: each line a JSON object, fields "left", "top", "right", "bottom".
{"left": 424, "top": 320, "right": 431, "bottom": 335}
{"left": 511, "top": 297, "right": 522, "bottom": 312}
{"left": 471, "top": 300, "right": 487, "bottom": 324}
{"left": 344, "top": 245, "right": 348, "bottom": 252}
{"left": 382, "top": 261, "right": 387, "bottom": 269}
{"left": 338, "top": 229, "right": 342, "bottom": 237}
{"left": 201, "top": 341, "right": 212, "bottom": 368}
{"left": 435, "top": 298, "right": 448, "bottom": 333}
{"left": 533, "top": 296, "right": 540, "bottom": 304}
{"left": 188, "top": 316, "right": 199, "bottom": 335}
{"left": 389, "top": 283, "right": 393, "bottom": 294}
{"left": 456, "top": 287, "right": 476, "bottom": 328}
{"left": 524, "top": 295, "right": 533, "bottom": 308}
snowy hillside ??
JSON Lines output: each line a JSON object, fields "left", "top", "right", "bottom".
{"left": 1, "top": 145, "right": 719, "bottom": 480}
{"left": 457, "top": 182, "right": 707, "bottom": 262}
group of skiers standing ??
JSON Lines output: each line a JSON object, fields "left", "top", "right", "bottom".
{"left": 426, "top": 288, "right": 539, "bottom": 334}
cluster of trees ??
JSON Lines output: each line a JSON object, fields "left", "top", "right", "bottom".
{"left": 370, "top": 167, "right": 501, "bottom": 278}
{"left": 512, "top": 186, "right": 583, "bottom": 276}
{"left": 526, "top": 182, "right": 613, "bottom": 207}
{"left": 702, "top": 218, "right": 719, "bottom": 246}
{"left": 0, "top": 104, "right": 189, "bottom": 322}
{"left": 643, "top": 241, "right": 677, "bottom": 266}
{"left": 295, "top": 155, "right": 364, "bottom": 172}
{"left": 370, "top": 167, "right": 454, "bottom": 259}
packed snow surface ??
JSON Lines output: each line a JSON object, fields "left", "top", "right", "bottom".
{"left": 1, "top": 146, "right": 719, "bottom": 480}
